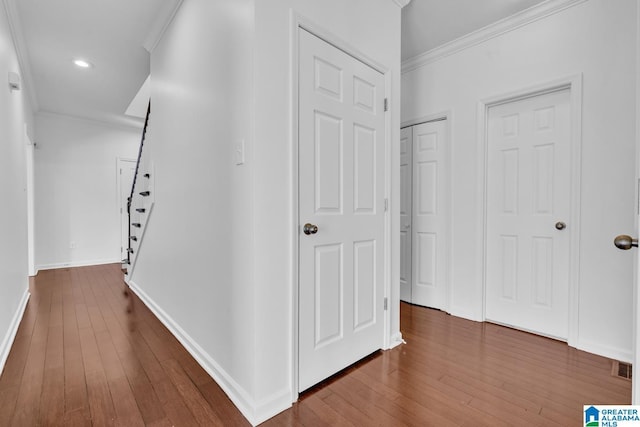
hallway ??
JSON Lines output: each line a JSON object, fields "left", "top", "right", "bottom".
{"left": 0, "top": 264, "right": 631, "bottom": 425}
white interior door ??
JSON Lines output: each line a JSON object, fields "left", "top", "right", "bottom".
{"left": 298, "top": 28, "right": 385, "bottom": 392}
{"left": 411, "top": 120, "right": 448, "bottom": 309}
{"left": 400, "top": 126, "right": 412, "bottom": 303}
{"left": 485, "top": 88, "right": 571, "bottom": 340}
{"left": 118, "top": 159, "right": 136, "bottom": 262}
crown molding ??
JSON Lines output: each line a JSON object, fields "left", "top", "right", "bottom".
{"left": 36, "top": 110, "right": 144, "bottom": 133}
{"left": 392, "top": 0, "right": 411, "bottom": 8}
{"left": 402, "top": 0, "right": 588, "bottom": 73}
{"left": 2, "top": 0, "right": 39, "bottom": 111}
{"left": 143, "top": 0, "right": 184, "bottom": 53}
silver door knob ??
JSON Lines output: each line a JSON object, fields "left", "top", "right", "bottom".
{"left": 614, "top": 234, "right": 638, "bottom": 250}
{"left": 555, "top": 222, "right": 566, "bottom": 230}
{"left": 303, "top": 223, "right": 318, "bottom": 235}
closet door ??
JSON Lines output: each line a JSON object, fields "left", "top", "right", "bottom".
{"left": 411, "top": 120, "right": 449, "bottom": 310}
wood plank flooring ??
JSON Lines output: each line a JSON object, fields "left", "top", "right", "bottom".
{"left": 0, "top": 264, "right": 631, "bottom": 426}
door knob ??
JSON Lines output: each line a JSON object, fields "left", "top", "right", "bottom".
{"left": 614, "top": 234, "right": 638, "bottom": 250}
{"left": 555, "top": 222, "right": 566, "bottom": 230}
{"left": 303, "top": 223, "right": 318, "bottom": 235}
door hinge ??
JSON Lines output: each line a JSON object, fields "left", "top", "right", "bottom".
{"left": 384, "top": 98, "right": 388, "bottom": 112}
{"left": 384, "top": 198, "right": 388, "bottom": 212}
{"left": 384, "top": 297, "right": 388, "bottom": 311}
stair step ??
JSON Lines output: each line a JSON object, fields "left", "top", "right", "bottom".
{"left": 127, "top": 248, "right": 134, "bottom": 254}
{"left": 132, "top": 223, "right": 141, "bottom": 228}
{"left": 143, "top": 173, "right": 150, "bottom": 178}
{"left": 139, "top": 191, "right": 150, "bottom": 197}
{"left": 136, "top": 208, "right": 146, "bottom": 213}
{"left": 130, "top": 236, "right": 138, "bottom": 241}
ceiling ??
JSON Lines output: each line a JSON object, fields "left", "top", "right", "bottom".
{"left": 7, "top": 0, "right": 180, "bottom": 128}
{"left": 7, "top": 0, "right": 548, "bottom": 129}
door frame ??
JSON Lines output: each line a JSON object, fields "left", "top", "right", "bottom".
{"left": 400, "top": 112, "right": 453, "bottom": 312}
{"left": 633, "top": 4, "right": 640, "bottom": 403}
{"left": 289, "top": 13, "right": 392, "bottom": 400}
{"left": 24, "top": 125, "right": 35, "bottom": 277}
{"left": 477, "top": 74, "right": 583, "bottom": 348}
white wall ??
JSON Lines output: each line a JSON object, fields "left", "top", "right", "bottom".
{"left": 252, "top": 0, "right": 403, "bottom": 409}
{"left": 130, "top": 0, "right": 402, "bottom": 424}
{"left": 401, "top": 0, "right": 637, "bottom": 361}
{"left": 130, "top": 0, "right": 257, "bottom": 420}
{"left": 0, "top": 2, "right": 34, "bottom": 373}
{"left": 34, "top": 113, "right": 140, "bottom": 270}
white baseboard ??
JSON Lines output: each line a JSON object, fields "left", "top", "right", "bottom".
{"left": 126, "top": 279, "right": 290, "bottom": 426}
{"left": 0, "top": 289, "right": 30, "bottom": 375}
{"left": 251, "top": 387, "right": 293, "bottom": 425}
{"left": 448, "top": 305, "right": 483, "bottom": 322}
{"left": 577, "top": 339, "right": 634, "bottom": 364}
{"left": 387, "top": 331, "right": 405, "bottom": 349}
{"left": 36, "top": 258, "right": 120, "bottom": 271}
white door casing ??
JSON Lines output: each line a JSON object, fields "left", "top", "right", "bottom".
{"left": 118, "top": 159, "right": 136, "bottom": 262}
{"left": 411, "top": 120, "right": 449, "bottom": 310}
{"left": 400, "top": 126, "right": 412, "bottom": 302}
{"left": 24, "top": 126, "right": 35, "bottom": 276}
{"left": 298, "top": 28, "right": 386, "bottom": 392}
{"left": 485, "top": 88, "right": 571, "bottom": 340}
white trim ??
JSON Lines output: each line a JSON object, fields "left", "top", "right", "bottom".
{"left": 577, "top": 339, "right": 633, "bottom": 365}
{"left": 391, "top": 0, "right": 411, "bottom": 8}
{"left": 0, "top": 289, "right": 30, "bottom": 375}
{"left": 36, "top": 110, "right": 143, "bottom": 133}
{"left": 126, "top": 279, "right": 286, "bottom": 426}
{"left": 143, "top": 0, "right": 185, "bottom": 53}
{"left": 632, "top": 0, "right": 640, "bottom": 404}
{"left": 288, "top": 9, "right": 300, "bottom": 404}
{"left": 24, "top": 126, "right": 35, "bottom": 277}
{"left": 36, "top": 258, "right": 120, "bottom": 271}
{"left": 388, "top": 331, "right": 405, "bottom": 349}
{"left": 401, "top": 0, "right": 588, "bottom": 73}
{"left": 383, "top": 66, "right": 393, "bottom": 351}
{"left": 290, "top": 12, "right": 394, "bottom": 397}
{"left": 477, "top": 74, "right": 583, "bottom": 348}
{"left": 2, "top": 0, "right": 38, "bottom": 111}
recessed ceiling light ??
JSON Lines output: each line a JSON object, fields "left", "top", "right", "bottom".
{"left": 73, "top": 59, "right": 93, "bottom": 68}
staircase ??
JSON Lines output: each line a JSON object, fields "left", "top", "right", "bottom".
{"left": 123, "top": 101, "right": 153, "bottom": 279}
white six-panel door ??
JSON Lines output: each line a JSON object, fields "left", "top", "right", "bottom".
{"left": 298, "top": 29, "right": 386, "bottom": 392}
{"left": 411, "top": 120, "right": 448, "bottom": 309}
{"left": 400, "top": 126, "right": 413, "bottom": 302}
{"left": 485, "top": 89, "right": 571, "bottom": 339}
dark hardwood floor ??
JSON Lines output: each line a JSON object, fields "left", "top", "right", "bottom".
{"left": 0, "top": 264, "right": 631, "bottom": 426}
